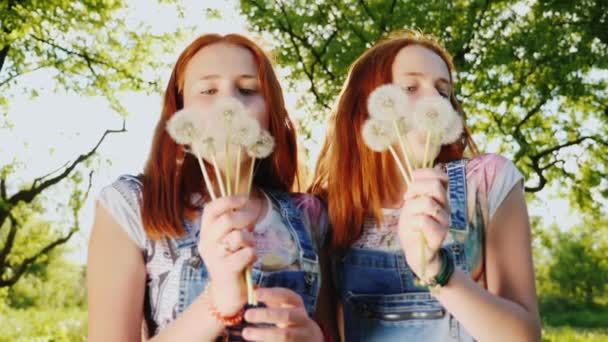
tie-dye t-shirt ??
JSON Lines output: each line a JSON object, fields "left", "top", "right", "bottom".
{"left": 96, "top": 176, "right": 328, "bottom": 336}
{"left": 352, "top": 153, "right": 524, "bottom": 285}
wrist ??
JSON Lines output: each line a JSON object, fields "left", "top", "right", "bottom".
{"left": 204, "top": 282, "right": 244, "bottom": 326}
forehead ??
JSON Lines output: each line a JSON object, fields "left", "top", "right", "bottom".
{"left": 392, "top": 44, "right": 450, "bottom": 81}
{"left": 185, "top": 42, "right": 258, "bottom": 79}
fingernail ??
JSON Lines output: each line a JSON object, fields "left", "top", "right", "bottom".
{"left": 242, "top": 328, "right": 251, "bottom": 339}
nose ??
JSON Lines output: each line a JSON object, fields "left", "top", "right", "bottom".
{"left": 420, "top": 85, "right": 442, "bottom": 98}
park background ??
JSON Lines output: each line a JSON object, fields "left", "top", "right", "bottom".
{"left": 0, "top": 0, "right": 606, "bottom": 341}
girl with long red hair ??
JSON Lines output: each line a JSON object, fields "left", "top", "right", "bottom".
{"left": 311, "top": 30, "right": 541, "bottom": 341}
{"left": 87, "top": 34, "right": 334, "bottom": 341}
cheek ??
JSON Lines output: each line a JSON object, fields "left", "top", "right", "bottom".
{"left": 404, "top": 95, "right": 419, "bottom": 110}
{"left": 247, "top": 97, "right": 269, "bottom": 130}
{"left": 183, "top": 93, "right": 214, "bottom": 113}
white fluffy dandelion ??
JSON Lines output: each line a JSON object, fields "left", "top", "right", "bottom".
{"left": 231, "top": 115, "right": 261, "bottom": 146}
{"left": 195, "top": 136, "right": 218, "bottom": 157}
{"left": 441, "top": 111, "right": 464, "bottom": 144}
{"left": 361, "top": 118, "right": 397, "bottom": 152}
{"left": 411, "top": 96, "right": 455, "bottom": 137}
{"left": 247, "top": 129, "right": 275, "bottom": 159}
{"left": 166, "top": 109, "right": 200, "bottom": 145}
{"left": 213, "top": 97, "right": 245, "bottom": 126}
{"left": 367, "top": 84, "right": 408, "bottom": 121}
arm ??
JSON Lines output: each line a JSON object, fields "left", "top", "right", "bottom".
{"left": 88, "top": 196, "right": 254, "bottom": 342}
{"left": 435, "top": 184, "right": 541, "bottom": 341}
{"left": 398, "top": 169, "right": 541, "bottom": 342}
{"left": 87, "top": 203, "right": 146, "bottom": 341}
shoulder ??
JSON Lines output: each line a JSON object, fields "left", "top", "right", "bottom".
{"left": 464, "top": 154, "right": 524, "bottom": 219}
{"left": 96, "top": 174, "right": 148, "bottom": 250}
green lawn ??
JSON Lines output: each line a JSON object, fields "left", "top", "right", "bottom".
{"left": 543, "top": 327, "right": 608, "bottom": 342}
{"left": 0, "top": 308, "right": 87, "bottom": 342}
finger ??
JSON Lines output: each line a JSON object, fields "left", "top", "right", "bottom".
{"left": 410, "top": 168, "right": 448, "bottom": 184}
{"left": 403, "top": 196, "right": 449, "bottom": 227}
{"left": 206, "top": 209, "right": 258, "bottom": 243}
{"left": 201, "top": 195, "right": 248, "bottom": 222}
{"left": 221, "top": 229, "right": 255, "bottom": 252}
{"left": 404, "top": 180, "right": 448, "bottom": 206}
{"left": 242, "top": 326, "right": 303, "bottom": 342}
{"left": 245, "top": 307, "right": 309, "bottom": 326}
{"left": 224, "top": 246, "right": 257, "bottom": 270}
{"left": 255, "top": 287, "right": 306, "bottom": 308}
{"left": 401, "top": 215, "right": 446, "bottom": 251}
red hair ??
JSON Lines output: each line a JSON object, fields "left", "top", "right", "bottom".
{"left": 310, "top": 30, "right": 478, "bottom": 251}
{"left": 142, "top": 34, "right": 298, "bottom": 240}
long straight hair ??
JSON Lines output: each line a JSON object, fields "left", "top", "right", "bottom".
{"left": 310, "top": 30, "right": 479, "bottom": 251}
{"left": 142, "top": 34, "right": 298, "bottom": 239}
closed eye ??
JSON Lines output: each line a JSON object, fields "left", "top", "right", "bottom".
{"left": 239, "top": 88, "right": 258, "bottom": 96}
{"left": 201, "top": 89, "right": 218, "bottom": 95}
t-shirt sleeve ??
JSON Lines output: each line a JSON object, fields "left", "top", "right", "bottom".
{"left": 96, "top": 175, "right": 148, "bottom": 250}
{"left": 486, "top": 156, "right": 525, "bottom": 219}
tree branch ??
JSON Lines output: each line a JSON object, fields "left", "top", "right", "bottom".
{"left": 0, "top": 176, "right": 6, "bottom": 200}
{"left": 29, "top": 34, "right": 156, "bottom": 88}
{"left": 0, "top": 45, "right": 9, "bottom": 76}
{"left": 453, "top": 0, "right": 491, "bottom": 67}
{"left": 0, "top": 169, "right": 93, "bottom": 288}
{"left": 513, "top": 92, "right": 552, "bottom": 133}
{"left": 31, "top": 160, "right": 71, "bottom": 190}
{"left": 0, "top": 213, "right": 18, "bottom": 275}
{"left": 533, "top": 135, "right": 606, "bottom": 161}
{"left": 378, "top": 0, "right": 397, "bottom": 34}
{"left": 274, "top": 2, "right": 337, "bottom": 81}
{"left": 275, "top": 1, "right": 331, "bottom": 110}
{"left": 357, "top": 0, "right": 377, "bottom": 23}
{"left": 0, "top": 226, "right": 78, "bottom": 288}
{"left": 1, "top": 121, "right": 126, "bottom": 228}
{"left": 327, "top": 0, "right": 369, "bottom": 43}
{"left": 524, "top": 136, "right": 607, "bottom": 192}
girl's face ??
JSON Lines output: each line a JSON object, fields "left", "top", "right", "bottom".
{"left": 391, "top": 44, "right": 453, "bottom": 158}
{"left": 182, "top": 42, "right": 269, "bottom": 130}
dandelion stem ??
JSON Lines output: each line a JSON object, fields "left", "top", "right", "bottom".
{"left": 245, "top": 156, "right": 257, "bottom": 305}
{"left": 392, "top": 121, "right": 414, "bottom": 182}
{"left": 423, "top": 132, "right": 432, "bottom": 168}
{"left": 246, "top": 157, "right": 256, "bottom": 196}
{"left": 196, "top": 155, "right": 217, "bottom": 200}
{"left": 225, "top": 142, "right": 232, "bottom": 196}
{"left": 235, "top": 146, "right": 242, "bottom": 195}
{"left": 211, "top": 154, "right": 226, "bottom": 197}
{"left": 389, "top": 146, "right": 410, "bottom": 186}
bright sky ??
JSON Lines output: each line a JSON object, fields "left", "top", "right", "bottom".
{"left": 2, "top": 0, "right": 581, "bottom": 264}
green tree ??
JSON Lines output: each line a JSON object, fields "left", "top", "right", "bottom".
{"left": 239, "top": 0, "right": 608, "bottom": 213}
{"left": 0, "top": 0, "right": 183, "bottom": 288}
{"left": 547, "top": 223, "right": 608, "bottom": 306}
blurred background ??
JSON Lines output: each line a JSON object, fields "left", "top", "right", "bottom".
{"left": 0, "top": 0, "right": 606, "bottom": 341}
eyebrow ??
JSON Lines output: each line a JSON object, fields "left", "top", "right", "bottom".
{"left": 198, "top": 74, "right": 257, "bottom": 80}
{"left": 403, "top": 72, "right": 451, "bottom": 86}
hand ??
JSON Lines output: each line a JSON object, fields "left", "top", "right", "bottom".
{"left": 398, "top": 168, "right": 450, "bottom": 281}
{"left": 242, "top": 288, "right": 324, "bottom": 342}
{"left": 198, "top": 196, "right": 258, "bottom": 316}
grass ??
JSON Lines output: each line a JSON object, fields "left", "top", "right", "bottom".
{"left": 0, "top": 307, "right": 86, "bottom": 342}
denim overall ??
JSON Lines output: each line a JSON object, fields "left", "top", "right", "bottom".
{"left": 174, "top": 190, "right": 321, "bottom": 340}
{"left": 334, "top": 160, "right": 475, "bottom": 341}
